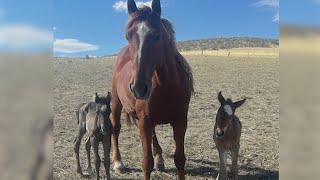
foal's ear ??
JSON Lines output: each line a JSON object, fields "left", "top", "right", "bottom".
{"left": 233, "top": 99, "right": 246, "bottom": 108}
{"left": 128, "top": 0, "right": 138, "bottom": 15}
{"left": 107, "top": 91, "right": 112, "bottom": 98}
{"left": 152, "top": 0, "right": 161, "bottom": 16}
{"left": 93, "top": 92, "right": 99, "bottom": 102}
{"left": 218, "top": 91, "right": 226, "bottom": 104}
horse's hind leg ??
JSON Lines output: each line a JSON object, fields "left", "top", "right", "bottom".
{"left": 85, "top": 138, "right": 93, "bottom": 175}
{"left": 102, "top": 135, "right": 112, "bottom": 180}
{"left": 73, "top": 127, "right": 85, "bottom": 176}
{"left": 91, "top": 138, "right": 101, "bottom": 180}
{"left": 152, "top": 129, "right": 165, "bottom": 171}
{"left": 172, "top": 120, "right": 187, "bottom": 180}
{"left": 110, "top": 93, "right": 124, "bottom": 171}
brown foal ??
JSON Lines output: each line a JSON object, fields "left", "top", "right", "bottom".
{"left": 213, "top": 92, "right": 246, "bottom": 180}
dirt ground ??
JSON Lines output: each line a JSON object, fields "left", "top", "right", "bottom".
{"left": 53, "top": 55, "right": 279, "bottom": 179}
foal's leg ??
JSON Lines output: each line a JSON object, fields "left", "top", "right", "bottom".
{"left": 102, "top": 135, "right": 112, "bottom": 180}
{"left": 172, "top": 121, "right": 187, "bottom": 180}
{"left": 73, "top": 127, "right": 85, "bottom": 175}
{"left": 91, "top": 138, "right": 101, "bottom": 180}
{"left": 152, "top": 129, "right": 165, "bottom": 171}
{"left": 110, "top": 94, "right": 124, "bottom": 171}
{"left": 138, "top": 118, "right": 154, "bottom": 180}
{"left": 217, "top": 150, "right": 228, "bottom": 180}
{"left": 230, "top": 146, "right": 240, "bottom": 180}
{"left": 85, "top": 138, "right": 93, "bottom": 175}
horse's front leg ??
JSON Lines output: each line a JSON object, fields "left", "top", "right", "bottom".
{"left": 230, "top": 145, "right": 240, "bottom": 180}
{"left": 73, "top": 127, "right": 85, "bottom": 176}
{"left": 172, "top": 120, "right": 187, "bottom": 180}
{"left": 91, "top": 137, "right": 101, "bottom": 180}
{"left": 110, "top": 94, "right": 124, "bottom": 172}
{"left": 138, "top": 118, "right": 154, "bottom": 180}
{"left": 85, "top": 138, "right": 93, "bottom": 175}
{"left": 102, "top": 135, "right": 112, "bottom": 180}
{"left": 217, "top": 150, "right": 228, "bottom": 180}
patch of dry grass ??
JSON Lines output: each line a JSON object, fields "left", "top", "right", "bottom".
{"left": 53, "top": 55, "right": 279, "bottom": 179}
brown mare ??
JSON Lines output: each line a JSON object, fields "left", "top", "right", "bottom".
{"left": 110, "top": 0, "right": 194, "bottom": 179}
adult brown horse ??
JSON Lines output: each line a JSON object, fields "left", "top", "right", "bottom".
{"left": 110, "top": 0, "right": 194, "bottom": 179}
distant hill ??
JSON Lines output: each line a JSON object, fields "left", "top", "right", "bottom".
{"left": 176, "top": 37, "right": 279, "bottom": 52}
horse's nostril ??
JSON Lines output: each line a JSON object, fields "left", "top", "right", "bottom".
{"left": 142, "top": 84, "right": 148, "bottom": 95}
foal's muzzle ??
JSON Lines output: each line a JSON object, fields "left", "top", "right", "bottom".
{"left": 130, "top": 80, "right": 151, "bottom": 100}
{"left": 216, "top": 128, "right": 225, "bottom": 137}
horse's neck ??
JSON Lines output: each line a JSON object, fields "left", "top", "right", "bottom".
{"left": 156, "top": 46, "right": 179, "bottom": 84}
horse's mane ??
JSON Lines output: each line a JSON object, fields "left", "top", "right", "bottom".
{"left": 126, "top": 6, "right": 194, "bottom": 95}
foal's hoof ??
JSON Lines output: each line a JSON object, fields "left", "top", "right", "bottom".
{"left": 155, "top": 162, "right": 165, "bottom": 172}
{"left": 154, "top": 155, "right": 165, "bottom": 172}
{"left": 113, "top": 161, "right": 124, "bottom": 173}
{"left": 76, "top": 167, "right": 83, "bottom": 176}
{"left": 87, "top": 167, "right": 94, "bottom": 176}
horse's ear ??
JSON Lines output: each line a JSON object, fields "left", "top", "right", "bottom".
{"left": 152, "top": 0, "right": 161, "bottom": 16}
{"left": 218, "top": 91, "right": 225, "bottom": 104}
{"left": 128, "top": 0, "right": 138, "bottom": 15}
{"left": 233, "top": 98, "right": 246, "bottom": 109}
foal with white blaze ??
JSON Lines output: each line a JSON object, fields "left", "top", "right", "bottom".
{"left": 213, "top": 92, "right": 246, "bottom": 180}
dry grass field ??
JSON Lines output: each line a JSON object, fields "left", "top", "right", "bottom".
{"left": 53, "top": 55, "right": 279, "bottom": 179}
{"left": 181, "top": 48, "right": 279, "bottom": 58}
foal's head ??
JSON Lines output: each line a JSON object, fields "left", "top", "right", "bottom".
{"left": 93, "top": 92, "right": 112, "bottom": 135}
{"left": 126, "top": 0, "right": 167, "bottom": 100}
{"left": 215, "top": 92, "right": 246, "bottom": 138}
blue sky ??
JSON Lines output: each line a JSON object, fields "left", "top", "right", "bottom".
{"left": 53, "top": 0, "right": 280, "bottom": 57}
{"left": 0, "top": 0, "right": 319, "bottom": 56}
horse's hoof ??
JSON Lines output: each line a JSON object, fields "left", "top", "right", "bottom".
{"left": 113, "top": 161, "right": 124, "bottom": 173}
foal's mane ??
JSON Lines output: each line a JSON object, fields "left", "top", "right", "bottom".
{"left": 126, "top": 6, "right": 194, "bottom": 95}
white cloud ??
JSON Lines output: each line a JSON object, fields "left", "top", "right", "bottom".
{"left": 272, "top": 11, "right": 279, "bottom": 22}
{"left": 252, "top": 0, "right": 279, "bottom": 22}
{"left": 0, "top": 24, "right": 52, "bottom": 48}
{"left": 54, "top": 39, "right": 99, "bottom": 53}
{"left": 113, "top": 0, "right": 152, "bottom": 12}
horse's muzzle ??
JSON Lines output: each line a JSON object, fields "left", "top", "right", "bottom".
{"left": 130, "top": 80, "right": 151, "bottom": 100}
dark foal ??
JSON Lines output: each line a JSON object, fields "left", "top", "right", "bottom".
{"left": 213, "top": 92, "right": 246, "bottom": 180}
{"left": 110, "top": 0, "right": 194, "bottom": 179}
{"left": 74, "top": 92, "right": 112, "bottom": 180}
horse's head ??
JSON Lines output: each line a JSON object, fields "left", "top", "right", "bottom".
{"left": 94, "top": 92, "right": 112, "bottom": 135}
{"left": 215, "top": 92, "right": 246, "bottom": 138}
{"left": 126, "top": 0, "right": 166, "bottom": 100}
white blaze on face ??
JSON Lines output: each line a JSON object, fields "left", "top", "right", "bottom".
{"left": 223, "top": 105, "right": 233, "bottom": 116}
{"left": 136, "top": 22, "right": 150, "bottom": 64}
